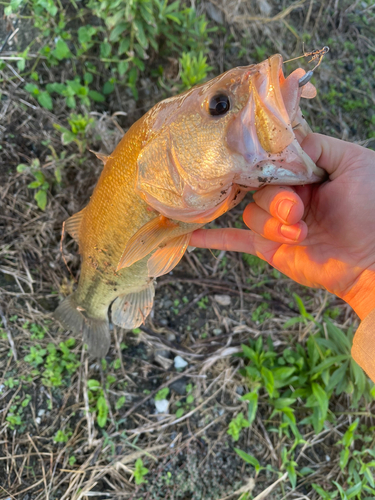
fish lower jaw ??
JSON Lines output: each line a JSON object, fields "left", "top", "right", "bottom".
{"left": 235, "top": 161, "right": 325, "bottom": 188}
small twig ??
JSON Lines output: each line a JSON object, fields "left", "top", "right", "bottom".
{"left": 83, "top": 357, "right": 94, "bottom": 448}
{"left": 0, "top": 306, "right": 17, "bottom": 360}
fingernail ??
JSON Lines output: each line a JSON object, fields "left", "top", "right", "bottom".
{"left": 277, "top": 199, "right": 295, "bottom": 223}
{"left": 280, "top": 224, "right": 301, "bottom": 241}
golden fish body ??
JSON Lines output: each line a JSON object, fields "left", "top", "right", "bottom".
{"left": 55, "top": 54, "right": 325, "bottom": 357}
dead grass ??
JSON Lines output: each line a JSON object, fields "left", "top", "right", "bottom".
{"left": 1, "top": 0, "right": 375, "bottom": 499}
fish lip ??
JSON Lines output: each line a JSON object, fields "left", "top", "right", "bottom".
{"left": 227, "top": 54, "right": 326, "bottom": 183}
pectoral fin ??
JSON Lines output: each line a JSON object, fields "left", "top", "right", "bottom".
{"left": 117, "top": 215, "right": 178, "bottom": 271}
{"left": 111, "top": 282, "right": 155, "bottom": 329}
{"left": 148, "top": 233, "right": 191, "bottom": 278}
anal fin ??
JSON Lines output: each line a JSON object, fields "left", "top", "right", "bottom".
{"left": 65, "top": 208, "right": 86, "bottom": 243}
{"left": 148, "top": 233, "right": 191, "bottom": 278}
{"left": 117, "top": 215, "right": 178, "bottom": 271}
{"left": 111, "top": 282, "right": 155, "bottom": 329}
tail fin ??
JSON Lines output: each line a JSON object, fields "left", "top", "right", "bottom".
{"left": 54, "top": 294, "right": 111, "bottom": 358}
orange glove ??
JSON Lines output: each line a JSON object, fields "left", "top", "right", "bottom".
{"left": 190, "top": 133, "right": 375, "bottom": 381}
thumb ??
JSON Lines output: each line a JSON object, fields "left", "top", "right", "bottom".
{"left": 301, "top": 133, "right": 366, "bottom": 178}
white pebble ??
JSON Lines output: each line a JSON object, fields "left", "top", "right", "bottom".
{"left": 155, "top": 399, "right": 169, "bottom": 414}
{"left": 174, "top": 356, "right": 188, "bottom": 369}
{"left": 214, "top": 294, "right": 231, "bottom": 306}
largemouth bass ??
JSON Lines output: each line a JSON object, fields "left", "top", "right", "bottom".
{"left": 55, "top": 54, "right": 325, "bottom": 357}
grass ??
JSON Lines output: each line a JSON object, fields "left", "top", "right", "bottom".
{"left": 1, "top": 0, "right": 375, "bottom": 498}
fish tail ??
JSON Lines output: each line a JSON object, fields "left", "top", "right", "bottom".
{"left": 54, "top": 293, "right": 110, "bottom": 358}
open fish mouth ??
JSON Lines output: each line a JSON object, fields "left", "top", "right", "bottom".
{"left": 227, "top": 54, "right": 326, "bottom": 187}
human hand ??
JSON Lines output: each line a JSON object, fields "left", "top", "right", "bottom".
{"left": 190, "top": 133, "right": 375, "bottom": 320}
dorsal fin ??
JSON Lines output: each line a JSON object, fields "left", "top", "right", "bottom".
{"left": 65, "top": 208, "right": 86, "bottom": 243}
{"left": 147, "top": 233, "right": 190, "bottom": 278}
{"left": 89, "top": 150, "right": 112, "bottom": 165}
{"left": 116, "top": 215, "right": 178, "bottom": 271}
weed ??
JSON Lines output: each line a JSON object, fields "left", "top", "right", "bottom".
{"left": 17, "top": 159, "right": 49, "bottom": 210}
{"left": 54, "top": 113, "right": 94, "bottom": 155}
{"left": 23, "top": 338, "right": 80, "bottom": 387}
{"left": 54, "top": 429, "right": 72, "bottom": 443}
{"left": 174, "top": 383, "right": 195, "bottom": 418}
{"left": 251, "top": 302, "right": 273, "bottom": 323}
{"left": 227, "top": 412, "right": 250, "bottom": 442}
{"left": 242, "top": 254, "right": 268, "bottom": 275}
{"left": 197, "top": 296, "right": 209, "bottom": 310}
{"left": 6, "top": 394, "right": 31, "bottom": 431}
{"left": 155, "top": 387, "right": 169, "bottom": 401}
{"left": 134, "top": 458, "right": 149, "bottom": 485}
{"left": 87, "top": 379, "right": 109, "bottom": 428}
{"left": 235, "top": 307, "right": 375, "bottom": 493}
{"left": 179, "top": 52, "right": 212, "bottom": 89}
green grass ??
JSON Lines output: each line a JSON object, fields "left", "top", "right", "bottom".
{"left": 232, "top": 297, "right": 375, "bottom": 497}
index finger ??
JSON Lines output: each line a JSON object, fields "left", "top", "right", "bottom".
{"left": 189, "top": 227, "right": 280, "bottom": 257}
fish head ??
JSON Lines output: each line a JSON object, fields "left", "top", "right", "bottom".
{"left": 136, "top": 54, "right": 325, "bottom": 223}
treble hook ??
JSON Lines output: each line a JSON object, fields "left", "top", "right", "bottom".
{"left": 284, "top": 46, "right": 330, "bottom": 87}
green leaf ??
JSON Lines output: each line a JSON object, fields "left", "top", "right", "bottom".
{"left": 88, "top": 90, "right": 105, "bottom": 103}
{"left": 286, "top": 463, "right": 297, "bottom": 489}
{"left": 17, "top": 164, "right": 28, "bottom": 173}
{"left": 17, "top": 58, "right": 26, "bottom": 72}
{"left": 115, "top": 396, "right": 126, "bottom": 410}
{"left": 28, "top": 180, "right": 42, "bottom": 188}
{"left": 261, "top": 366, "right": 274, "bottom": 397}
{"left": 66, "top": 96, "right": 76, "bottom": 108}
{"left": 97, "top": 395, "right": 108, "bottom": 428}
{"left": 61, "top": 131, "right": 76, "bottom": 145}
{"left": 25, "top": 83, "right": 39, "bottom": 95}
{"left": 312, "top": 483, "right": 338, "bottom": 500}
{"left": 310, "top": 355, "right": 348, "bottom": 375}
{"left": 234, "top": 448, "right": 261, "bottom": 473}
{"left": 53, "top": 39, "right": 71, "bottom": 60}
{"left": 100, "top": 42, "right": 111, "bottom": 58}
{"left": 37, "top": 91, "right": 53, "bottom": 110}
{"left": 273, "top": 397, "right": 297, "bottom": 409}
{"left": 311, "top": 382, "right": 328, "bottom": 420}
{"left": 87, "top": 379, "right": 101, "bottom": 390}
{"left": 84, "top": 72, "right": 93, "bottom": 85}
{"left": 241, "top": 344, "right": 257, "bottom": 363}
{"left": 34, "top": 190, "right": 47, "bottom": 210}
{"left": 325, "top": 320, "right": 351, "bottom": 354}
{"left": 326, "top": 361, "right": 349, "bottom": 393}
{"left": 109, "top": 22, "right": 128, "bottom": 42}
{"left": 346, "top": 482, "right": 363, "bottom": 499}
{"left": 241, "top": 391, "right": 258, "bottom": 425}
{"left": 118, "top": 60, "right": 129, "bottom": 76}
{"left": 339, "top": 448, "right": 350, "bottom": 470}
{"left": 118, "top": 38, "right": 130, "bottom": 55}
{"left": 78, "top": 25, "right": 97, "bottom": 44}
{"left": 155, "top": 388, "right": 169, "bottom": 401}
{"left": 175, "top": 408, "right": 184, "bottom": 418}
{"left": 102, "top": 81, "right": 115, "bottom": 95}
{"left": 133, "top": 19, "right": 148, "bottom": 49}
{"left": 46, "top": 82, "right": 66, "bottom": 95}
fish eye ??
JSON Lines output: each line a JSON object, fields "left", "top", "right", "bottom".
{"left": 208, "top": 94, "right": 230, "bottom": 116}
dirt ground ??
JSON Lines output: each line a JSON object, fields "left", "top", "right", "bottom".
{"left": 1, "top": 1, "right": 375, "bottom": 499}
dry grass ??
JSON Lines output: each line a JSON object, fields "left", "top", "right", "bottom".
{"left": 1, "top": 0, "right": 375, "bottom": 499}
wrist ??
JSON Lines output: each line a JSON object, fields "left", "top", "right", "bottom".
{"left": 342, "top": 269, "right": 375, "bottom": 320}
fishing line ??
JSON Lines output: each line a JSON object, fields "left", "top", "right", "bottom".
{"left": 284, "top": 45, "right": 330, "bottom": 70}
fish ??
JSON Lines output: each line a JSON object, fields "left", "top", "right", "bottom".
{"left": 54, "top": 54, "right": 326, "bottom": 358}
